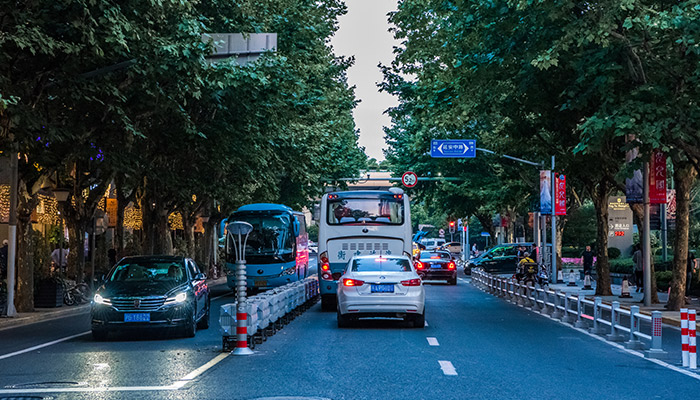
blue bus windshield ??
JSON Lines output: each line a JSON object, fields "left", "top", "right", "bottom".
{"left": 233, "top": 212, "right": 294, "bottom": 263}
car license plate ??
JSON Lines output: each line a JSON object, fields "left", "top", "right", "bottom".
{"left": 254, "top": 280, "right": 267, "bottom": 287}
{"left": 371, "top": 284, "right": 394, "bottom": 293}
{"left": 124, "top": 313, "right": 150, "bottom": 322}
{"left": 431, "top": 263, "right": 442, "bottom": 269}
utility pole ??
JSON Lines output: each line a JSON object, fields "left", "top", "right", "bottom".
{"left": 643, "top": 162, "right": 652, "bottom": 307}
{"left": 551, "top": 156, "right": 557, "bottom": 283}
{"left": 5, "top": 150, "right": 17, "bottom": 316}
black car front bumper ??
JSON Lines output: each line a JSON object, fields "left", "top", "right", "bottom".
{"left": 91, "top": 303, "right": 194, "bottom": 331}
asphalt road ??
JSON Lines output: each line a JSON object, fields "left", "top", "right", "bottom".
{"left": 1, "top": 269, "right": 699, "bottom": 400}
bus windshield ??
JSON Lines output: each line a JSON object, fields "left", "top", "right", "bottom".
{"left": 327, "top": 197, "right": 404, "bottom": 225}
{"left": 232, "top": 212, "right": 294, "bottom": 263}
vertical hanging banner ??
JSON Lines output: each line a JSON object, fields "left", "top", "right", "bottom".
{"left": 625, "top": 134, "right": 643, "bottom": 203}
{"left": 555, "top": 174, "right": 566, "bottom": 215}
{"left": 540, "top": 170, "right": 552, "bottom": 214}
{"left": 649, "top": 149, "right": 667, "bottom": 204}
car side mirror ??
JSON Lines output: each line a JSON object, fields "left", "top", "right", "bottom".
{"left": 293, "top": 219, "right": 300, "bottom": 237}
{"left": 101, "top": 274, "right": 106, "bottom": 282}
{"left": 195, "top": 272, "right": 206, "bottom": 281}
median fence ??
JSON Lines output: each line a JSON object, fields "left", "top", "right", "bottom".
{"left": 219, "top": 277, "right": 319, "bottom": 351}
{"left": 472, "top": 269, "right": 697, "bottom": 369}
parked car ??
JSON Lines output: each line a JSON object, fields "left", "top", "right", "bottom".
{"left": 91, "top": 255, "right": 210, "bottom": 340}
{"left": 421, "top": 238, "right": 446, "bottom": 250}
{"left": 415, "top": 250, "right": 457, "bottom": 285}
{"left": 337, "top": 254, "right": 425, "bottom": 328}
{"left": 439, "top": 242, "right": 462, "bottom": 257}
{"left": 464, "top": 243, "right": 537, "bottom": 275}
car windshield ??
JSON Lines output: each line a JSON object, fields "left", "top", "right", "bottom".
{"left": 327, "top": 197, "right": 404, "bottom": 225}
{"left": 420, "top": 252, "right": 451, "bottom": 260}
{"left": 109, "top": 261, "right": 187, "bottom": 284}
{"left": 351, "top": 257, "right": 411, "bottom": 272}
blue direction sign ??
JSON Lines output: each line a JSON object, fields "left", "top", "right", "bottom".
{"left": 430, "top": 139, "right": 476, "bottom": 158}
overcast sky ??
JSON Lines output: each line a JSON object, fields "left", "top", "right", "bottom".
{"left": 331, "top": 0, "right": 399, "bottom": 162}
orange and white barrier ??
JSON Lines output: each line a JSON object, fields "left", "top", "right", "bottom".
{"left": 690, "top": 310, "right": 697, "bottom": 370}
{"left": 682, "top": 308, "right": 689, "bottom": 367}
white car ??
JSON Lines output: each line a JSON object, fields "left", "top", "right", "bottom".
{"left": 336, "top": 254, "right": 425, "bottom": 328}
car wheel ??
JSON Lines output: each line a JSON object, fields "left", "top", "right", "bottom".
{"left": 337, "top": 309, "right": 351, "bottom": 328}
{"left": 448, "top": 277, "right": 457, "bottom": 285}
{"left": 412, "top": 311, "right": 425, "bottom": 328}
{"left": 92, "top": 328, "right": 108, "bottom": 341}
{"left": 321, "top": 295, "right": 336, "bottom": 312}
{"left": 197, "top": 299, "right": 210, "bottom": 330}
{"left": 183, "top": 309, "right": 197, "bottom": 338}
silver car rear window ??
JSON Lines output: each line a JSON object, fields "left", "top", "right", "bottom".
{"left": 352, "top": 258, "right": 411, "bottom": 272}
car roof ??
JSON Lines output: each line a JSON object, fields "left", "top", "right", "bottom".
{"left": 235, "top": 203, "right": 293, "bottom": 213}
{"left": 351, "top": 254, "right": 410, "bottom": 260}
{"left": 119, "top": 255, "right": 186, "bottom": 263}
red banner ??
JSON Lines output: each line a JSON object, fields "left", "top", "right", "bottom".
{"left": 649, "top": 149, "right": 667, "bottom": 204}
{"left": 555, "top": 174, "right": 566, "bottom": 216}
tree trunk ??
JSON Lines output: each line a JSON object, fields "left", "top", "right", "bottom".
{"left": 14, "top": 182, "right": 38, "bottom": 312}
{"left": 667, "top": 161, "right": 697, "bottom": 310}
{"left": 66, "top": 219, "right": 88, "bottom": 283}
{"left": 183, "top": 213, "right": 195, "bottom": 258}
{"left": 475, "top": 213, "right": 496, "bottom": 247}
{"left": 591, "top": 181, "right": 613, "bottom": 296}
{"left": 115, "top": 177, "right": 127, "bottom": 258}
{"left": 630, "top": 203, "right": 659, "bottom": 303}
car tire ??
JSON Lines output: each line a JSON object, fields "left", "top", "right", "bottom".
{"left": 183, "top": 309, "right": 197, "bottom": 338}
{"left": 92, "top": 328, "right": 108, "bottom": 341}
{"left": 448, "top": 277, "right": 457, "bottom": 285}
{"left": 412, "top": 311, "right": 425, "bottom": 328}
{"left": 197, "top": 299, "right": 210, "bottom": 330}
{"left": 321, "top": 295, "right": 336, "bottom": 312}
{"left": 337, "top": 309, "right": 351, "bottom": 328}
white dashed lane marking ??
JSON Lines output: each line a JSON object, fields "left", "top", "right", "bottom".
{"left": 424, "top": 321, "right": 429, "bottom": 327}
{"left": 438, "top": 360, "right": 458, "bottom": 376}
{"left": 427, "top": 337, "right": 439, "bottom": 346}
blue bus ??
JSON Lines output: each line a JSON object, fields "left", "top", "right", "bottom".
{"left": 224, "top": 204, "right": 309, "bottom": 291}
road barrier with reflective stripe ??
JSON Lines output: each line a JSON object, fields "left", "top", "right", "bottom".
{"left": 472, "top": 269, "right": 695, "bottom": 366}
{"left": 219, "top": 277, "right": 319, "bottom": 351}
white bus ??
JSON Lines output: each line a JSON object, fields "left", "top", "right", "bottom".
{"left": 317, "top": 188, "right": 412, "bottom": 311}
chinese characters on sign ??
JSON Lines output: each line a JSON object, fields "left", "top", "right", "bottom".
{"left": 607, "top": 196, "right": 634, "bottom": 257}
{"left": 555, "top": 174, "right": 566, "bottom": 216}
{"left": 649, "top": 149, "right": 667, "bottom": 204}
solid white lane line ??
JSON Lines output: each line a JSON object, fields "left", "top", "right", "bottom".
{"left": 427, "top": 337, "right": 439, "bottom": 346}
{"left": 0, "top": 331, "right": 90, "bottom": 360}
{"left": 179, "top": 352, "right": 230, "bottom": 381}
{"left": 438, "top": 360, "right": 458, "bottom": 376}
{"left": 0, "top": 346, "right": 233, "bottom": 394}
{"left": 424, "top": 321, "right": 429, "bottom": 327}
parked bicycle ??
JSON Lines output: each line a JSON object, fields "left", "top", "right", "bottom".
{"left": 57, "top": 277, "right": 90, "bottom": 306}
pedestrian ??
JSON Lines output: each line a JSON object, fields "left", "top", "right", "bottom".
{"left": 51, "top": 243, "right": 69, "bottom": 274}
{"left": 581, "top": 245, "right": 594, "bottom": 276}
{"left": 471, "top": 243, "right": 477, "bottom": 257}
{"left": 687, "top": 251, "right": 697, "bottom": 294}
{"left": 632, "top": 245, "right": 643, "bottom": 292}
{"left": 0, "top": 239, "right": 8, "bottom": 278}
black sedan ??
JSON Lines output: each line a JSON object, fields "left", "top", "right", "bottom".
{"left": 415, "top": 250, "right": 457, "bottom": 285}
{"left": 91, "top": 255, "right": 210, "bottom": 340}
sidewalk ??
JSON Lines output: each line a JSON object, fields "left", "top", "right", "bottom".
{"left": 0, "top": 275, "right": 229, "bottom": 331}
{"left": 548, "top": 274, "right": 697, "bottom": 328}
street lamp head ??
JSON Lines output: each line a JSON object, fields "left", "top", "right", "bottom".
{"left": 227, "top": 221, "right": 253, "bottom": 236}
{"left": 53, "top": 188, "right": 70, "bottom": 202}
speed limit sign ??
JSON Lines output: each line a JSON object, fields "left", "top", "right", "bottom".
{"left": 401, "top": 171, "right": 418, "bottom": 188}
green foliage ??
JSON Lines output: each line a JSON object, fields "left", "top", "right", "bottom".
{"left": 656, "top": 271, "right": 674, "bottom": 291}
{"left": 307, "top": 224, "right": 319, "bottom": 243}
{"left": 608, "top": 247, "right": 622, "bottom": 260}
{"left": 562, "top": 202, "right": 597, "bottom": 248}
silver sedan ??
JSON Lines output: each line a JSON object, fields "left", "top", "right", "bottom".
{"left": 336, "top": 255, "right": 425, "bottom": 328}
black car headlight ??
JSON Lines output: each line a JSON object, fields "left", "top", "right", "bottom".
{"left": 164, "top": 292, "right": 188, "bottom": 306}
{"left": 93, "top": 294, "right": 112, "bottom": 305}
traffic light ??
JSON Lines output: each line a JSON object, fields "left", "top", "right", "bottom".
{"left": 449, "top": 221, "right": 456, "bottom": 234}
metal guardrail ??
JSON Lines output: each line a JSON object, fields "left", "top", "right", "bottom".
{"left": 219, "top": 277, "right": 319, "bottom": 351}
{"left": 472, "top": 269, "right": 672, "bottom": 360}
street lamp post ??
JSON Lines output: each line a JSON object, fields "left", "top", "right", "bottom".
{"left": 227, "top": 221, "right": 254, "bottom": 355}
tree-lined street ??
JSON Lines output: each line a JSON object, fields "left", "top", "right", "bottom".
{"left": 1, "top": 274, "right": 699, "bottom": 399}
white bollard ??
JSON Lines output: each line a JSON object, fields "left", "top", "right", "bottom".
{"left": 582, "top": 274, "right": 593, "bottom": 290}
{"left": 682, "top": 308, "right": 689, "bottom": 367}
{"left": 690, "top": 310, "right": 697, "bottom": 370}
{"left": 567, "top": 270, "right": 577, "bottom": 287}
